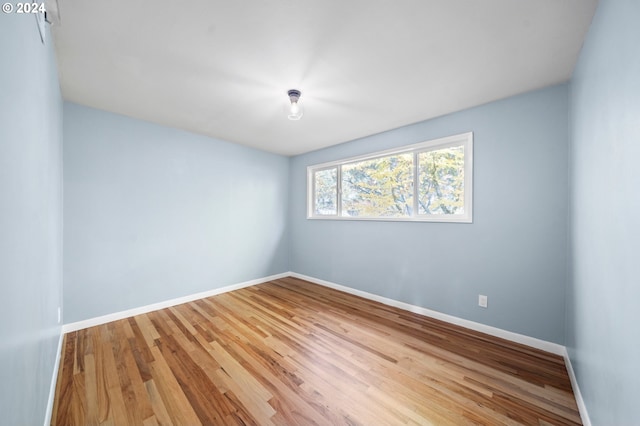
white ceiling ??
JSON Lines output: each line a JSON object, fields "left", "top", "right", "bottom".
{"left": 49, "top": 0, "right": 598, "bottom": 156}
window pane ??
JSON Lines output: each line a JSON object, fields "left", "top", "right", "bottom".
{"left": 307, "top": 132, "right": 472, "bottom": 222}
{"left": 418, "top": 146, "right": 465, "bottom": 215}
{"left": 341, "top": 154, "right": 413, "bottom": 217}
{"left": 314, "top": 168, "right": 337, "bottom": 215}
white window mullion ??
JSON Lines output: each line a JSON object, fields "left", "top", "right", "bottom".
{"left": 337, "top": 166, "right": 342, "bottom": 217}
{"left": 412, "top": 151, "right": 419, "bottom": 217}
{"left": 309, "top": 169, "right": 316, "bottom": 216}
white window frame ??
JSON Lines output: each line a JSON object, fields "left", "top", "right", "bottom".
{"left": 307, "top": 132, "right": 473, "bottom": 223}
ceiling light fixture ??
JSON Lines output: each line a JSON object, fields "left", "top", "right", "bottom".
{"left": 287, "top": 89, "right": 303, "bottom": 121}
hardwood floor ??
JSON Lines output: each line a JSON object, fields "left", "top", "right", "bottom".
{"left": 51, "top": 277, "right": 581, "bottom": 425}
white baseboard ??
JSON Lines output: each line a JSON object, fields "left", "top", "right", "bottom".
{"left": 62, "top": 272, "right": 290, "bottom": 333}
{"left": 563, "top": 348, "right": 592, "bottom": 426}
{"left": 44, "top": 330, "right": 64, "bottom": 426}
{"left": 289, "top": 272, "right": 566, "bottom": 356}
{"left": 290, "top": 272, "right": 594, "bottom": 424}
{"left": 55, "top": 270, "right": 590, "bottom": 425}
{"left": 61, "top": 271, "right": 564, "bottom": 355}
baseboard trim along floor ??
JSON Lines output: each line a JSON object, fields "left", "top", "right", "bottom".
{"left": 61, "top": 272, "right": 291, "bottom": 333}
{"left": 289, "top": 272, "right": 591, "bottom": 426}
{"left": 290, "top": 272, "right": 564, "bottom": 355}
{"left": 52, "top": 271, "right": 591, "bottom": 425}
{"left": 44, "top": 331, "right": 65, "bottom": 426}
{"left": 562, "top": 347, "right": 592, "bottom": 426}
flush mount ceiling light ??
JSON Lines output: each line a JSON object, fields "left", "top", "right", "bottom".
{"left": 287, "top": 89, "right": 303, "bottom": 121}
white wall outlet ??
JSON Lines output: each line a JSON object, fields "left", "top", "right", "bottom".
{"left": 57, "top": 307, "right": 61, "bottom": 324}
{"left": 478, "top": 295, "right": 488, "bottom": 308}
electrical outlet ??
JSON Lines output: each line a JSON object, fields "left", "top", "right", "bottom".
{"left": 57, "top": 307, "right": 61, "bottom": 324}
{"left": 478, "top": 295, "right": 488, "bottom": 308}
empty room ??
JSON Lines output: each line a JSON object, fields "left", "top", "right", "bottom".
{"left": 1, "top": 0, "right": 638, "bottom": 424}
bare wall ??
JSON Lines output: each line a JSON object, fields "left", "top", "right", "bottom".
{"left": 567, "top": 0, "right": 640, "bottom": 423}
{"left": 63, "top": 103, "right": 290, "bottom": 323}
{"left": 0, "top": 15, "right": 63, "bottom": 425}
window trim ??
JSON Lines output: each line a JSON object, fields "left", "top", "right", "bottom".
{"left": 307, "top": 132, "right": 473, "bottom": 223}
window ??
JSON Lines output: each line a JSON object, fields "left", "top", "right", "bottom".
{"left": 307, "top": 132, "right": 473, "bottom": 222}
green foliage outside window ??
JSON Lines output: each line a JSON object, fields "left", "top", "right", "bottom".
{"left": 314, "top": 168, "right": 337, "bottom": 215}
{"left": 342, "top": 154, "right": 413, "bottom": 217}
{"left": 309, "top": 133, "right": 471, "bottom": 222}
{"left": 418, "top": 146, "right": 465, "bottom": 215}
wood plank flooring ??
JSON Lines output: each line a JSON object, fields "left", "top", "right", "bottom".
{"left": 51, "top": 277, "right": 581, "bottom": 425}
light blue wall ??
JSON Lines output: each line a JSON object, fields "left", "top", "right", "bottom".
{"left": 290, "top": 85, "right": 569, "bottom": 344}
{"left": 0, "top": 15, "right": 63, "bottom": 426}
{"left": 9, "top": 4, "right": 635, "bottom": 419}
{"left": 567, "top": 0, "right": 640, "bottom": 423}
{"left": 63, "top": 103, "right": 290, "bottom": 323}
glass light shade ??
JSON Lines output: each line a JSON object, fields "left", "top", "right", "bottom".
{"left": 288, "top": 101, "right": 303, "bottom": 120}
{"left": 287, "top": 89, "right": 303, "bottom": 120}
